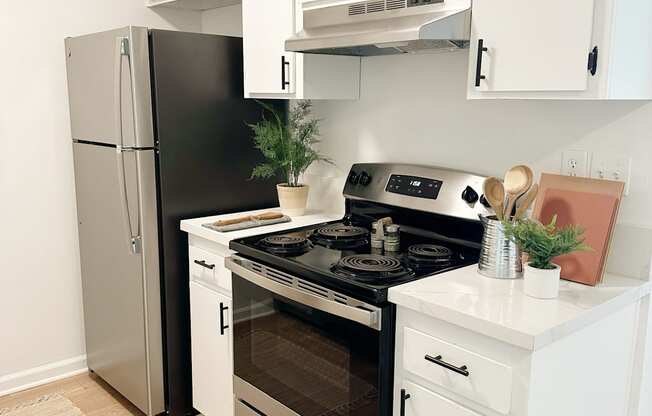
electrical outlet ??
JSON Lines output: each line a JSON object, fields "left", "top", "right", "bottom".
{"left": 561, "top": 150, "right": 590, "bottom": 177}
{"left": 590, "top": 154, "right": 632, "bottom": 195}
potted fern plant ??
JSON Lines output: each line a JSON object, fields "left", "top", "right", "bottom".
{"left": 503, "top": 216, "right": 590, "bottom": 299}
{"left": 249, "top": 100, "right": 332, "bottom": 216}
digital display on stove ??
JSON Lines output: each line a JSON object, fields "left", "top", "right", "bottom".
{"left": 386, "top": 174, "right": 442, "bottom": 199}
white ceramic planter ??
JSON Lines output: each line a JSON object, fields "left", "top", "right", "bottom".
{"left": 523, "top": 263, "right": 561, "bottom": 299}
{"left": 277, "top": 184, "right": 309, "bottom": 217}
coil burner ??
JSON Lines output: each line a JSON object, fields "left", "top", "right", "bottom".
{"left": 332, "top": 254, "right": 413, "bottom": 282}
{"left": 407, "top": 244, "right": 454, "bottom": 267}
{"left": 258, "top": 235, "right": 312, "bottom": 256}
{"left": 310, "top": 224, "right": 370, "bottom": 250}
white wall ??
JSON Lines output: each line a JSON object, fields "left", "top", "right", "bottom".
{"left": 202, "top": 4, "right": 243, "bottom": 37}
{"left": 0, "top": 1, "right": 200, "bottom": 395}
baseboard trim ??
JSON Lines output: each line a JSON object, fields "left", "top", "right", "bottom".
{"left": 0, "top": 355, "right": 87, "bottom": 397}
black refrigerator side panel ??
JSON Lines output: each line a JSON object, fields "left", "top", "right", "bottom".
{"left": 149, "top": 30, "right": 286, "bottom": 416}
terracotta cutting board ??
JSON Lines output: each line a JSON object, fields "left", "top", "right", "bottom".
{"left": 532, "top": 174, "right": 624, "bottom": 286}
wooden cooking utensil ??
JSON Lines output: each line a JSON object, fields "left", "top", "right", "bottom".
{"left": 514, "top": 183, "right": 538, "bottom": 220}
{"left": 503, "top": 165, "right": 534, "bottom": 220}
{"left": 213, "top": 211, "right": 283, "bottom": 226}
{"left": 483, "top": 177, "right": 506, "bottom": 220}
{"left": 214, "top": 215, "right": 253, "bottom": 226}
{"left": 253, "top": 212, "right": 284, "bottom": 221}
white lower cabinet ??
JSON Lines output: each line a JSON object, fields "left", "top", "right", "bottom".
{"left": 394, "top": 304, "right": 640, "bottom": 416}
{"left": 403, "top": 381, "right": 480, "bottom": 416}
{"left": 403, "top": 328, "right": 512, "bottom": 414}
{"left": 190, "top": 281, "right": 233, "bottom": 416}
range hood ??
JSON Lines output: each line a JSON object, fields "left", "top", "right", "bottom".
{"left": 286, "top": 0, "right": 471, "bottom": 56}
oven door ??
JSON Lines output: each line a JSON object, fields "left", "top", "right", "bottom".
{"left": 226, "top": 256, "right": 389, "bottom": 416}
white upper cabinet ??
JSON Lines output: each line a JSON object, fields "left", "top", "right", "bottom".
{"left": 146, "top": 0, "right": 240, "bottom": 10}
{"left": 243, "top": 0, "right": 297, "bottom": 95}
{"left": 468, "top": 0, "right": 652, "bottom": 99}
{"left": 470, "top": 0, "right": 595, "bottom": 92}
{"left": 242, "top": 0, "right": 360, "bottom": 99}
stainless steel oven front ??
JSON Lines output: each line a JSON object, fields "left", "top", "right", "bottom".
{"left": 226, "top": 256, "right": 396, "bottom": 416}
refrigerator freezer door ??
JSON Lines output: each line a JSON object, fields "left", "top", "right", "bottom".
{"left": 65, "top": 27, "right": 154, "bottom": 148}
{"left": 149, "top": 30, "right": 284, "bottom": 414}
{"left": 73, "top": 142, "right": 164, "bottom": 415}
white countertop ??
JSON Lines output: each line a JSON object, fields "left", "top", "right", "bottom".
{"left": 180, "top": 208, "right": 341, "bottom": 247}
{"left": 389, "top": 265, "right": 652, "bottom": 351}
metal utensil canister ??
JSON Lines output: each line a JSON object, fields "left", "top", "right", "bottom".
{"left": 478, "top": 215, "right": 523, "bottom": 279}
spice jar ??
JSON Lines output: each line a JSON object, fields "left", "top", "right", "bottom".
{"left": 384, "top": 224, "right": 400, "bottom": 252}
{"left": 371, "top": 222, "right": 384, "bottom": 249}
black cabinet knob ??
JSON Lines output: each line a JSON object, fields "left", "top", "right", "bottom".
{"left": 348, "top": 171, "right": 359, "bottom": 185}
{"left": 461, "top": 186, "right": 479, "bottom": 204}
{"left": 359, "top": 171, "right": 372, "bottom": 186}
{"left": 479, "top": 194, "right": 492, "bottom": 208}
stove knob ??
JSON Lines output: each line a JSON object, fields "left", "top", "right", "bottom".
{"left": 461, "top": 186, "right": 479, "bottom": 204}
{"left": 479, "top": 194, "right": 492, "bottom": 208}
{"left": 348, "top": 171, "right": 359, "bottom": 185}
{"left": 358, "top": 171, "right": 372, "bottom": 186}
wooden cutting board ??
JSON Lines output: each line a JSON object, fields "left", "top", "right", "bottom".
{"left": 532, "top": 174, "right": 624, "bottom": 286}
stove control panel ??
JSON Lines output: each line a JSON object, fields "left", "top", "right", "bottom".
{"left": 343, "top": 163, "right": 492, "bottom": 222}
{"left": 385, "top": 174, "right": 442, "bottom": 199}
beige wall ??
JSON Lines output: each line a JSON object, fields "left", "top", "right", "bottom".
{"left": 0, "top": 0, "right": 200, "bottom": 393}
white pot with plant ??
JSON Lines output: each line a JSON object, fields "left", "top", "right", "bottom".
{"left": 249, "top": 100, "right": 332, "bottom": 217}
{"left": 504, "top": 216, "right": 590, "bottom": 299}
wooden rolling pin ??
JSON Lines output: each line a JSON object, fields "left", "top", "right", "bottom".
{"left": 212, "top": 211, "right": 284, "bottom": 227}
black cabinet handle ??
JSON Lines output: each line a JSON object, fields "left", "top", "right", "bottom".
{"left": 281, "top": 55, "right": 290, "bottom": 90}
{"left": 400, "top": 389, "right": 411, "bottom": 416}
{"left": 588, "top": 46, "right": 599, "bottom": 76}
{"left": 425, "top": 354, "right": 470, "bottom": 377}
{"left": 219, "top": 302, "right": 229, "bottom": 335}
{"left": 475, "top": 39, "right": 488, "bottom": 87}
{"left": 194, "top": 259, "right": 215, "bottom": 270}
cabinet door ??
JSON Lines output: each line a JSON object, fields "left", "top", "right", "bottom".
{"left": 470, "top": 0, "right": 595, "bottom": 92}
{"left": 403, "top": 381, "right": 481, "bottom": 416}
{"left": 243, "top": 0, "right": 296, "bottom": 95}
{"left": 190, "top": 282, "right": 233, "bottom": 416}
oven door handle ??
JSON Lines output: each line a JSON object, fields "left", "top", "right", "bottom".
{"left": 225, "top": 256, "right": 382, "bottom": 331}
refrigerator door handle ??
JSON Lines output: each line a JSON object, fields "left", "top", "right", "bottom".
{"left": 116, "top": 146, "right": 141, "bottom": 255}
{"left": 114, "top": 36, "right": 141, "bottom": 255}
{"left": 114, "top": 37, "right": 129, "bottom": 147}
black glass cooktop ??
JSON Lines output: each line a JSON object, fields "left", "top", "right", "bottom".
{"left": 229, "top": 219, "right": 479, "bottom": 304}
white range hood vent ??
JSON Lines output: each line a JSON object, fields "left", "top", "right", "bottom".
{"left": 286, "top": 0, "right": 471, "bottom": 56}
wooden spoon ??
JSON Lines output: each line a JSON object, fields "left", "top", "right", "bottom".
{"left": 483, "top": 177, "right": 506, "bottom": 220}
{"left": 503, "top": 165, "right": 534, "bottom": 220}
{"left": 514, "top": 183, "right": 539, "bottom": 220}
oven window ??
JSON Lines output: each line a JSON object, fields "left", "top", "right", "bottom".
{"left": 233, "top": 275, "right": 380, "bottom": 416}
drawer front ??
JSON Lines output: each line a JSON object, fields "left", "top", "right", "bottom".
{"left": 403, "top": 327, "right": 513, "bottom": 414}
{"left": 403, "top": 381, "right": 480, "bottom": 416}
{"left": 189, "top": 246, "right": 229, "bottom": 291}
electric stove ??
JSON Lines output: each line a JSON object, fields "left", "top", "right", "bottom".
{"left": 230, "top": 164, "right": 490, "bottom": 304}
{"left": 226, "top": 163, "right": 491, "bottom": 416}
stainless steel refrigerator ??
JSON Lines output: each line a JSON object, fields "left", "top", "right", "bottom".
{"left": 65, "top": 27, "right": 282, "bottom": 416}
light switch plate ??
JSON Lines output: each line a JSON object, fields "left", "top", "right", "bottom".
{"left": 561, "top": 150, "right": 590, "bottom": 177}
{"left": 590, "top": 154, "right": 632, "bottom": 195}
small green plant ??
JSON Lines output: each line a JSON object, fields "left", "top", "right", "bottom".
{"left": 249, "top": 100, "right": 332, "bottom": 187}
{"left": 503, "top": 216, "right": 591, "bottom": 270}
